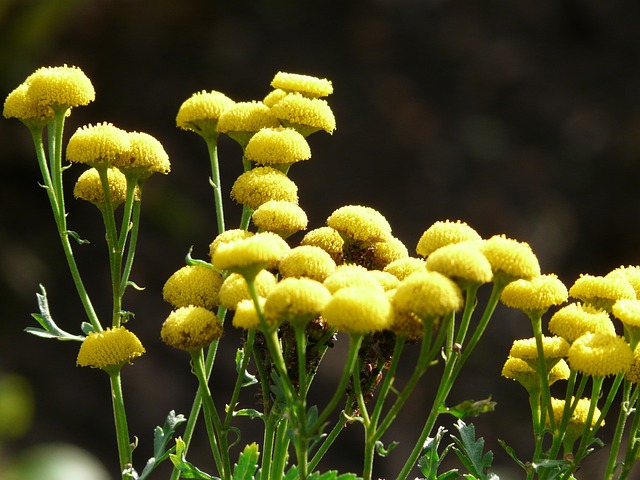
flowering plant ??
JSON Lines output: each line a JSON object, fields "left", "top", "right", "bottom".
{"left": 5, "top": 65, "right": 640, "bottom": 480}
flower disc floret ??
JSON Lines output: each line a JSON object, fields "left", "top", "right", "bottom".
{"left": 161, "top": 306, "right": 223, "bottom": 351}
{"left": 162, "top": 264, "right": 224, "bottom": 310}
{"left": 392, "top": 271, "right": 463, "bottom": 318}
{"left": 548, "top": 303, "right": 615, "bottom": 343}
{"left": 252, "top": 200, "right": 308, "bottom": 237}
{"left": 244, "top": 127, "right": 311, "bottom": 166}
{"left": 509, "top": 336, "right": 569, "bottom": 361}
{"left": 218, "top": 271, "right": 277, "bottom": 310}
{"left": 26, "top": 65, "right": 95, "bottom": 109}
{"left": 230, "top": 166, "right": 298, "bottom": 210}
{"left": 568, "top": 332, "right": 633, "bottom": 377}
{"left": 322, "top": 286, "right": 391, "bottom": 335}
{"left": 327, "top": 205, "right": 392, "bottom": 244}
{"left": 609, "top": 266, "right": 640, "bottom": 298}
{"left": 416, "top": 220, "right": 482, "bottom": 257}
{"left": 278, "top": 245, "right": 337, "bottom": 282}
{"left": 323, "top": 264, "right": 384, "bottom": 294}
{"left": 264, "top": 277, "right": 332, "bottom": 326}
{"left": 383, "top": 257, "right": 426, "bottom": 280}
{"left": 232, "top": 298, "right": 267, "bottom": 330}
{"left": 426, "top": 241, "right": 493, "bottom": 286}
{"left": 77, "top": 327, "right": 145, "bottom": 370}
{"left": 66, "top": 123, "right": 131, "bottom": 167}
{"left": 271, "top": 72, "right": 334, "bottom": 98}
{"left": 370, "top": 237, "right": 409, "bottom": 268}
{"left": 500, "top": 274, "right": 568, "bottom": 315}
{"left": 4, "top": 83, "right": 55, "bottom": 125}
{"left": 209, "top": 229, "right": 254, "bottom": 260}
{"left": 480, "top": 235, "right": 541, "bottom": 282}
{"left": 270, "top": 93, "right": 336, "bottom": 136}
{"left": 218, "top": 101, "right": 280, "bottom": 147}
{"left": 301, "top": 227, "right": 344, "bottom": 264}
{"left": 74, "top": 167, "right": 136, "bottom": 207}
{"left": 569, "top": 274, "right": 636, "bottom": 311}
{"left": 549, "top": 397, "right": 600, "bottom": 435}
{"left": 176, "top": 90, "right": 235, "bottom": 135}
{"left": 502, "top": 357, "right": 570, "bottom": 390}
{"left": 612, "top": 299, "right": 640, "bottom": 328}
{"left": 212, "top": 232, "right": 290, "bottom": 277}
{"left": 626, "top": 346, "right": 640, "bottom": 384}
{"left": 263, "top": 89, "right": 288, "bottom": 107}
{"left": 370, "top": 271, "right": 401, "bottom": 291}
{"left": 116, "top": 131, "right": 170, "bottom": 177}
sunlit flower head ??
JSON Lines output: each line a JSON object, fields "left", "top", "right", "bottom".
{"left": 509, "top": 336, "right": 569, "bottom": 368}
{"left": 548, "top": 303, "right": 616, "bottom": 343}
{"left": 66, "top": 123, "right": 131, "bottom": 168}
{"left": 212, "top": 231, "right": 290, "bottom": 278}
{"left": 322, "top": 286, "right": 391, "bottom": 335}
{"left": 26, "top": 65, "right": 95, "bottom": 110}
{"left": 568, "top": 332, "right": 633, "bottom": 377}
{"left": 230, "top": 166, "right": 298, "bottom": 210}
{"left": 416, "top": 220, "right": 482, "bottom": 257}
{"left": 300, "top": 227, "right": 344, "bottom": 264}
{"left": 115, "top": 131, "right": 170, "bottom": 179}
{"left": 270, "top": 93, "right": 336, "bottom": 136}
{"left": 612, "top": 299, "right": 640, "bottom": 328}
{"left": 217, "top": 101, "right": 281, "bottom": 148}
{"left": 271, "top": 72, "right": 334, "bottom": 98}
{"left": 479, "top": 235, "right": 540, "bottom": 283}
{"left": 218, "top": 271, "right": 277, "bottom": 310}
{"left": 161, "top": 306, "right": 223, "bottom": 351}
{"left": 323, "top": 264, "right": 384, "bottom": 294}
{"left": 392, "top": 270, "right": 463, "bottom": 319}
{"left": 370, "top": 237, "right": 409, "bottom": 269}
{"left": 77, "top": 327, "right": 145, "bottom": 371}
{"left": 162, "top": 264, "right": 224, "bottom": 310}
{"left": 263, "top": 88, "right": 288, "bottom": 107}
{"left": 209, "top": 229, "right": 255, "bottom": 261}
{"left": 73, "top": 167, "right": 138, "bottom": 207}
{"left": 278, "top": 245, "right": 337, "bottom": 282}
{"left": 251, "top": 200, "right": 308, "bottom": 238}
{"left": 176, "top": 90, "right": 235, "bottom": 136}
{"left": 383, "top": 257, "right": 426, "bottom": 281}
{"left": 569, "top": 273, "right": 636, "bottom": 312}
{"left": 626, "top": 346, "right": 640, "bottom": 384}
{"left": 502, "top": 357, "right": 570, "bottom": 391}
{"left": 244, "top": 127, "right": 311, "bottom": 166}
{"left": 4, "top": 83, "right": 55, "bottom": 127}
{"left": 548, "top": 397, "right": 600, "bottom": 444}
{"left": 500, "top": 274, "right": 568, "bottom": 316}
{"left": 370, "top": 270, "right": 401, "bottom": 291}
{"left": 264, "top": 277, "right": 332, "bottom": 326}
{"left": 232, "top": 297, "right": 267, "bottom": 330}
{"left": 425, "top": 241, "right": 493, "bottom": 287}
{"left": 608, "top": 266, "right": 640, "bottom": 298}
{"left": 327, "top": 205, "right": 392, "bottom": 245}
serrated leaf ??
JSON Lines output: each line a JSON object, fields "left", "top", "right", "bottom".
{"left": 232, "top": 443, "right": 259, "bottom": 480}
{"left": 437, "top": 471, "right": 461, "bottom": 480}
{"left": 439, "top": 397, "right": 496, "bottom": 420}
{"left": 169, "top": 438, "right": 217, "bottom": 479}
{"left": 26, "top": 286, "right": 85, "bottom": 342}
{"left": 284, "top": 467, "right": 360, "bottom": 480}
{"left": 451, "top": 420, "right": 494, "bottom": 479}
{"left": 418, "top": 426, "right": 454, "bottom": 478}
{"left": 497, "top": 439, "right": 526, "bottom": 470}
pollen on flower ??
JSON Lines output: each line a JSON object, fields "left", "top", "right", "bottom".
{"left": 115, "top": 131, "right": 170, "bottom": 178}
{"left": 608, "top": 266, "right": 640, "bottom": 298}
{"left": 244, "top": 127, "right": 311, "bottom": 166}
{"left": 4, "top": 83, "right": 55, "bottom": 125}
{"left": 300, "top": 227, "right": 344, "bottom": 264}
{"left": 549, "top": 397, "right": 601, "bottom": 435}
{"left": 370, "top": 237, "right": 409, "bottom": 269}
{"left": 388, "top": 299, "right": 423, "bottom": 339}
{"left": 509, "top": 336, "right": 569, "bottom": 361}
{"left": 232, "top": 297, "right": 267, "bottom": 330}
{"left": 77, "top": 327, "right": 145, "bottom": 370}
{"left": 162, "top": 264, "right": 224, "bottom": 310}
{"left": 66, "top": 123, "right": 131, "bottom": 167}
{"left": 323, "top": 264, "right": 384, "bottom": 294}
{"left": 322, "top": 286, "right": 391, "bottom": 335}
{"left": 383, "top": 257, "right": 426, "bottom": 281}
{"left": 161, "top": 306, "right": 223, "bottom": 351}
{"left": 218, "top": 101, "right": 281, "bottom": 147}
{"left": 327, "top": 205, "right": 393, "bottom": 245}
{"left": 502, "top": 357, "right": 570, "bottom": 390}
{"left": 568, "top": 332, "right": 634, "bottom": 377}
{"left": 479, "top": 235, "right": 541, "bottom": 282}
{"left": 251, "top": 200, "right": 308, "bottom": 237}
{"left": 612, "top": 299, "right": 640, "bottom": 328}
{"left": 176, "top": 90, "right": 235, "bottom": 135}
{"left": 218, "top": 271, "right": 277, "bottom": 310}
{"left": 271, "top": 72, "right": 334, "bottom": 98}
{"left": 263, "top": 88, "right": 288, "bottom": 107}
{"left": 270, "top": 93, "right": 336, "bottom": 136}
{"left": 416, "top": 220, "right": 482, "bottom": 257}
{"left": 264, "top": 277, "right": 332, "bottom": 326}
{"left": 209, "top": 229, "right": 255, "bottom": 261}
{"left": 569, "top": 273, "right": 636, "bottom": 312}
{"left": 500, "top": 274, "right": 568, "bottom": 315}
{"left": 26, "top": 65, "right": 95, "bottom": 109}
{"left": 230, "top": 166, "right": 299, "bottom": 210}
{"left": 278, "top": 245, "right": 337, "bottom": 282}
{"left": 369, "top": 270, "right": 401, "bottom": 291}
{"left": 426, "top": 241, "right": 493, "bottom": 287}
{"left": 548, "top": 303, "right": 616, "bottom": 343}
{"left": 392, "top": 270, "right": 463, "bottom": 318}
{"left": 73, "top": 167, "right": 136, "bottom": 207}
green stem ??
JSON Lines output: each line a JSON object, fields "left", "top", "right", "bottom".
{"left": 604, "top": 381, "right": 633, "bottom": 479}
{"left": 120, "top": 198, "right": 142, "bottom": 295}
{"left": 270, "top": 417, "right": 290, "bottom": 480}
{"left": 619, "top": 385, "right": 640, "bottom": 480}
{"left": 204, "top": 134, "right": 225, "bottom": 235}
{"left": 309, "top": 401, "right": 354, "bottom": 471}
{"left": 108, "top": 368, "right": 132, "bottom": 477}
{"left": 369, "top": 335, "right": 406, "bottom": 429}
{"left": 530, "top": 313, "right": 554, "bottom": 464}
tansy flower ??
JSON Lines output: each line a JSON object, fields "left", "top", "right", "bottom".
{"left": 25, "top": 65, "right": 95, "bottom": 110}
{"left": 232, "top": 297, "right": 267, "bottom": 330}
{"left": 270, "top": 93, "right": 336, "bottom": 136}
{"left": 264, "top": 277, "right": 332, "bottom": 326}
{"left": 502, "top": 357, "right": 570, "bottom": 392}
{"left": 209, "top": 229, "right": 254, "bottom": 261}
{"left": 251, "top": 200, "right": 308, "bottom": 238}
{"left": 548, "top": 397, "right": 601, "bottom": 446}
{"left": 115, "top": 131, "right": 170, "bottom": 180}
{"left": 626, "top": 346, "right": 640, "bottom": 384}
{"left": 388, "top": 298, "right": 423, "bottom": 339}
{"left": 425, "top": 241, "right": 493, "bottom": 288}
{"left": 300, "top": 227, "right": 344, "bottom": 264}
{"left": 612, "top": 299, "right": 640, "bottom": 348}
{"left": 217, "top": 101, "right": 280, "bottom": 148}
{"left": 370, "top": 237, "right": 409, "bottom": 269}
{"left": 212, "top": 232, "right": 290, "bottom": 278}
{"left": 244, "top": 127, "right": 311, "bottom": 167}
{"left": 322, "top": 286, "right": 391, "bottom": 335}
{"left": 327, "top": 205, "right": 392, "bottom": 245}
{"left": 479, "top": 235, "right": 541, "bottom": 283}
{"left": 271, "top": 71, "right": 334, "bottom": 98}
{"left": 323, "top": 264, "right": 384, "bottom": 294}
{"left": 66, "top": 123, "right": 131, "bottom": 168}
{"left": 569, "top": 273, "right": 636, "bottom": 312}
{"left": 4, "top": 83, "right": 55, "bottom": 127}
{"left": 509, "top": 336, "right": 569, "bottom": 371}
{"left": 230, "top": 166, "right": 298, "bottom": 210}
{"left": 383, "top": 257, "right": 426, "bottom": 281}
{"left": 278, "top": 245, "right": 337, "bottom": 282}
{"left": 416, "top": 220, "right": 482, "bottom": 257}
{"left": 500, "top": 274, "right": 568, "bottom": 316}
{"left": 608, "top": 266, "right": 640, "bottom": 298}
{"left": 392, "top": 271, "right": 463, "bottom": 319}
{"left": 77, "top": 327, "right": 145, "bottom": 371}
{"left": 73, "top": 167, "right": 138, "bottom": 208}
{"left": 176, "top": 90, "right": 235, "bottom": 137}
{"left": 161, "top": 306, "right": 223, "bottom": 351}
{"left": 568, "top": 332, "right": 633, "bottom": 377}
{"left": 162, "top": 264, "right": 224, "bottom": 310}
{"left": 218, "top": 271, "right": 277, "bottom": 309}
{"left": 548, "top": 303, "right": 616, "bottom": 343}
{"left": 369, "top": 270, "right": 401, "bottom": 291}
{"left": 263, "top": 89, "right": 288, "bottom": 107}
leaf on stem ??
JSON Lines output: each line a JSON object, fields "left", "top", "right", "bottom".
{"left": 169, "top": 437, "right": 218, "bottom": 480}
{"left": 232, "top": 443, "right": 260, "bottom": 480}
{"left": 26, "top": 285, "right": 85, "bottom": 341}
{"left": 136, "top": 410, "right": 186, "bottom": 480}
{"left": 67, "top": 230, "right": 91, "bottom": 245}
{"left": 374, "top": 440, "right": 399, "bottom": 457}
{"left": 236, "top": 347, "right": 258, "bottom": 387}
{"left": 451, "top": 420, "right": 494, "bottom": 480}
{"left": 417, "top": 426, "right": 458, "bottom": 479}
{"left": 283, "top": 466, "right": 360, "bottom": 480}
{"left": 439, "top": 397, "right": 496, "bottom": 420}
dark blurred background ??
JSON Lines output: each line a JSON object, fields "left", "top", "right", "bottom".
{"left": 2, "top": 0, "right": 640, "bottom": 478}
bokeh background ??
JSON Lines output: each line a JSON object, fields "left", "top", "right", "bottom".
{"left": 2, "top": 0, "right": 640, "bottom": 478}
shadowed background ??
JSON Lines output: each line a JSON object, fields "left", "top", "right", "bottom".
{"left": 2, "top": 0, "right": 640, "bottom": 478}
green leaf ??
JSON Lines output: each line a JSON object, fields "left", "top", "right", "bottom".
{"left": 67, "top": 230, "right": 90, "bottom": 245}
{"left": 375, "top": 440, "right": 399, "bottom": 457}
{"left": 283, "top": 467, "right": 360, "bottom": 480}
{"left": 26, "top": 285, "right": 85, "bottom": 342}
{"left": 232, "top": 443, "right": 259, "bottom": 480}
{"left": 137, "top": 411, "right": 186, "bottom": 480}
{"left": 169, "top": 437, "right": 217, "bottom": 480}
{"left": 232, "top": 408, "right": 264, "bottom": 421}
{"left": 185, "top": 246, "right": 216, "bottom": 269}
{"left": 418, "top": 426, "right": 456, "bottom": 478}
{"left": 451, "top": 420, "right": 494, "bottom": 480}
{"left": 235, "top": 348, "right": 258, "bottom": 387}
{"left": 497, "top": 439, "right": 526, "bottom": 470}
{"left": 439, "top": 397, "right": 497, "bottom": 420}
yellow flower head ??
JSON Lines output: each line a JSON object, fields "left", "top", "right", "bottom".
{"left": 548, "top": 303, "right": 616, "bottom": 343}
{"left": 416, "top": 220, "right": 482, "bottom": 257}
{"left": 271, "top": 71, "right": 334, "bottom": 98}
{"left": 479, "top": 235, "right": 541, "bottom": 283}
{"left": 500, "top": 274, "right": 568, "bottom": 315}
{"left": 115, "top": 131, "right": 170, "bottom": 179}
{"left": 162, "top": 264, "right": 224, "bottom": 310}
{"left": 392, "top": 271, "right": 463, "bottom": 318}
{"left": 263, "top": 88, "right": 288, "bottom": 107}
{"left": 218, "top": 271, "right": 277, "bottom": 310}
{"left": 232, "top": 297, "right": 267, "bottom": 330}
{"left": 264, "top": 277, "right": 332, "bottom": 326}
{"left": 370, "top": 237, "right": 409, "bottom": 269}
{"left": 26, "top": 65, "right": 95, "bottom": 109}
{"left": 176, "top": 90, "right": 235, "bottom": 136}
{"left": 569, "top": 273, "right": 636, "bottom": 312}
{"left": 549, "top": 397, "right": 600, "bottom": 442}
{"left": 609, "top": 266, "right": 640, "bottom": 298}
{"left": 383, "top": 257, "right": 426, "bottom": 281}
{"left": 244, "top": 127, "right": 311, "bottom": 166}
{"left": 278, "top": 245, "right": 337, "bottom": 282}
{"left": 326, "top": 205, "right": 392, "bottom": 245}
{"left": 251, "top": 200, "right": 308, "bottom": 238}
{"left": 388, "top": 301, "right": 424, "bottom": 339}
{"left": 612, "top": 299, "right": 640, "bottom": 328}
{"left": 426, "top": 241, "right": 493, "bottom": 287}
{"left": 300, "top": 227, "right": 345, "bottom": 264}
{"left": 77, "top": 327, "right": 145, "bottom": 370}
{"left": 323, "top": 264, "right": 384, "bottom": 294}
{"left": 66, "top": 123, "right": 131, "bottom": 167}
{"left": 209, "top": 229, "right": 255, "bottom": 261}
{"left": 509, "top": 336, "right": 570, "bottom": 362}
{"left": 230, "top": 166, "right": 299, "bottom": 210}
{"left": 161, "top": 306, "right": 223, "bottom": 351}
{"left": 212, "top": 231, "right": 290, "bottom": 278}
{"left": 370, "top": 271, "right": 401, "bottom": 291}
{"left": 322, "top": 286, "right": 391, "bottom": 335}
{"left": 4, "top": 83, "right": 55, "bottom": 127}
{"left": 502, "top": 357, "right": 570, "bottom": 391}
{"left": 270, "top": 93, "right": 336, "bottom": 136}
{"left": 568, "top": 332, "right": 634, "bottom": 377}
{"left": 626, "top": 346, "right": 640, "bottom": 384}
{"left": 73, "top": 167, "right": 138, "bottom": 207}
{"left": 218, "top": 101, "right": 281, "bottom": 148}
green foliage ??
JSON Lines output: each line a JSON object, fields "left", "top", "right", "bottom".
{"left": 170, "top": 438, "right": 217, "bottom": 480}
{"left": 232, "top": 443, "right": 260, "bottom": 480}
{"left": 450, "top": 420, "right": 497, "bottom": 480}
{"left": 439, "top": 397, "right": 497, "bottom": 420}
{"left": 283, "top": 466, "right": 360, "bottom": 480}
{"left": 417, "top": 426, "right": 459, "bottom": 480}
{"left": 26, "top": 285, "right": 85, "bottom": 342}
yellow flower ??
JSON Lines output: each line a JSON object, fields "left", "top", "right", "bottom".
{"left": 77, "top": 327, "right": 145, "bottom": 370}
{"left": 212, "top": 232, "right": 290, "bottom": 278}
{"left": 509, "top": 336, "right": 569, "bottom": 362}
{"left": 568, "top": 332, "right": 633, "bottom": 377}
{"left": 626, "top": 346, "right": 640, "bottom": 384}
{"left": 176, "top": 90, "right": 235, "bottom": 136}
{"left": 217, "top": 101, "right": 281, "bottom": 148}
{"left": 500, "top": 274, "right": 568, "bottom": 316}
{"left": 218, "top": 271, "right": 278, "bottom": 310}
{"left": 609, "top": 266, "right": 640, "bottom": 298}
{"left": 388, "top": 303, "right": 424, "bottom": 339}
{"left": 392, "top": 271, "right": 463, "bottom": 318}
{"left": 3, "top": 83, "right": 55, "bottom": 127}
{"left": 569, "top": 273, "right": 636, "bottom": 312}
{"left": 115, "top": 131, "right": 170, "bottom": 179}
{"left": 244, "top": 127, "right": 311, "bottom": 166}
{"left": 271, "top": 72, "right": 334, "bottom": 98}
{"left": 270, "top": 93, "right": 336, "bottom": 136}
{"left": 263, "top": 88, "right": 288, "bottom": 107}
{"left": 209, "top": 229, "right": 255, "bottom": 261}
{"left": 251, "top": 200, "right": 308, "bottom": 237}
{"left": 230, "top": 166, "right": 298, "bottom": 210}
{"left": 161, "top": 306, "right": 223, "bottom": 351}
{"left": 612, "top": 299, "right": 640, "bottom": 328}
{"left": 548, "top": 303, "right": 616, "bottom": 343}
{"left": 264, "top": 277, "right": 332, "bottom": 326}
{"left": 369, "top": 271, "right": 401, "bottom": 291}
{"left": 416, "top": 220, "right": 482, "bottom": 257}
{"left": 323, "top": 264, "right": 384, "bottom": 294}
{"left": 502, "top": 357, "right": 570, "bottom": 391}
{"left": 73, "top": 167, "right": 137, "bottom": 207}
{"left": 479, "top": 235, "right": 540, "bottom": 283}
{"left": 370, "top": 237, "right": 409, "bottom": 269}
{"left": 383, "top": 257, "right": 426, "bottom": 281}
{"left": 326, "top": 205, "right": 392, "bottom": 245}
{"left": 232, "top": 297, "right": 267, "bottom": 330}
{"left": 25, "top": 65, "right": 95, "bottom": 109}
{"left": 300, "top": 227, "right": 344, "bottom": 264}
{"left": 426, "top": 241, "right": 493, "bottom": 287}
{"left": 162, "top": 264, "right": 224, "bottom": 310}
{"left": 66, "top": 123, "right": 131, "bottom": 167}
{"left": 278, "top": 245, "right": 337, "bottom": 282}
{"left": 322, "top": 286, "right": 391, "bottom": 335}
{"left": 548, "top": 397, "right": 601, "bottom": 444}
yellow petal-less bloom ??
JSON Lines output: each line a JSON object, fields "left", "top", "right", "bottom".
{"left": 77, "top": 327, "right": 145, "bottom": 370}
{"left": 74, "top": 167, "right": 137, "bottom": 207}
{"left": 569, "top": 273, "right": 636, "bottom": 312}
{"left": 270, "top": 93, "right": 336, "bottom": 136}
{"left": 626, "top": 346, "right": 640, "bottom": 384}
{"left": 230, "top": 166, "right": 299, "bottom": 210}
{"left": 176, "top": 90, "right": 235, "bottom": 136}
{"left": 66, "top": 123, "right": 131, "bottom": 167}
{"left": 3, "top": 83, "right": 55, "bottom": 127}
{"left": 388, "top": 302, "right": 424, "bottom": 339}
{"left": 509, "top": 336, "right": 569, "bottom": 362}
{"left": 212, "top": 232, "right": 290, "bottom": 277}
{"left": 479, "top": 235, "right": 541, "bottom": 282}
{"left": 162, "top": 264, "right": 224, "bottom": 310}
{"left": 416, "top": 220, "right": 482, "bottom": 257}
{"left": 252, "top": 200, "right": 308, "bottom": 237}
{"left": 263, "top": 89, "right": 288, "bottom": 107}
{"left": 609, "top": 266, "right": 640, "bottom": 298}
{"left": 383, "top": 257, "right": 426, "bottom": 281}
{"left": 217, "top": 101, "right": 281, "bottom": 148}
{"left": 26, "top": 65, "right": 95, "bottom": 109}
{"left": 115, "top": 131, "right": 170, "bottom": 178}
{"left": 502, "top": 357, "right": 570, "bottom": 391}
{"left": 500, "top": 274, "right": 568, "bottom": 315}
{"left": 264, "top": 277, "right": 332, "bottom": 326}
{"left": 161, "top": 306, "right": 223, "bottom": 351}
{"left": 370, "top": 237, "right": 409, "bottom": 269}
{"left": 548, "top": 397, "right": 601, "bottom": 444}
{"left": 244, "top": 127, "right": 311, "bottom": 166}
{"left": 271, "top": 72, "right": 334, "bottom": 98}
{"left": 300, "top": 227, "right": 344, "bottom": 264}
{"left": 568, "top": 332, "right": 633, "bottom": 377}
{"left": 323, "top": 264, "right": 384, "bottom": 294}
{"left": 612, "top": 299, "right": 640, "bottom": 328}
{"left": 218, "top": 271, "right": 277, "bottom": 310}
{"left": 369, "top": 270, "right": 401, "bottom": 291}
{"left": 327, "top": 205, "right": 393, "bottom": 244}
{"left": 322, "top": 286, "right": 391, "bottom": 335}
{"left": 278, "top": 245, "right": 337, "bottom": 282}
{"left": 232, "top": 297, "right": 267, "bottom": 330}
{"left": 392, "top": 271, "right": 463, "bottom": 318}
{"left": 548, "top": 303, "right": 616, "bottom": 343}
{"left": 209, "top": 229, "right": 255, "bottom": 261}
{"left": 426, "top": 241, "right": 493, "bottom": 287}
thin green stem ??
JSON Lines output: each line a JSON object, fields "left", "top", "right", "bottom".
{"left": 605, "top": 381, "right": 633, "bottom": 479}
{"left": 120, "top": 198, "right": 142, "bottom": 295}
{"left": 204, "top": 134, "right": 225, "bottom": 235}
{"left": 108, "top": 368, "right": 132, "bottom": 477}
{"left": 369, "top": 335, "right": 406, "bottom": 429}
{"left": 619, "top": 385, "right": 640, "bottom": 480}
{"left": 309, "top": 401, "right": 355, "bottom": 471}
{"left": 270, "top": 417, "right": 290, "bottom": 480}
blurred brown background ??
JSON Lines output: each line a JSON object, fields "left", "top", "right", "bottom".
{"left": 2, "top": 0, "right": 640, "bottom": 478}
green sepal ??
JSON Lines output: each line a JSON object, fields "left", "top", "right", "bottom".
{"left": 232, "top": 443, "right": 259, "bottom": 480}
{"left": 26, "top": 285, "right": 85, "bottom": 342}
